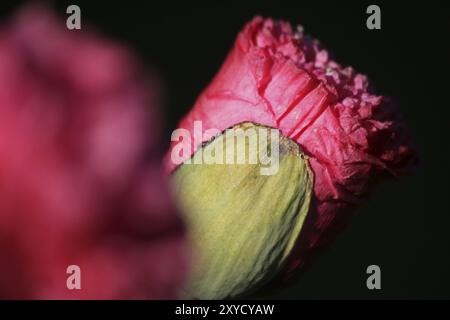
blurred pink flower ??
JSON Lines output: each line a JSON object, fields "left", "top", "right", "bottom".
{"left": 0, "top": 5, "right": 186, "bottom": 299}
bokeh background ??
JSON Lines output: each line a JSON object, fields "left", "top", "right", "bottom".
{"left": 1, "top": 0, "right": 449, "bottom": 299}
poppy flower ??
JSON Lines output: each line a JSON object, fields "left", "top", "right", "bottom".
{"left": 0, "top": 5, "right": 186, "bottom": 299}
{"left": 168, "top": 17, "right": 416, "bottom": 298}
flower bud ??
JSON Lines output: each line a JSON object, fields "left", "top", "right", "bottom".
{"left": 167, "top": 17, "right": 417, "bottom": 291}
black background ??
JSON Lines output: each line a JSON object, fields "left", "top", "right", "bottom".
{"left": 1, "top": 0, "right": 449, "bottom": 299}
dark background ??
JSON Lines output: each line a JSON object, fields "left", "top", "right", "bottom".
{"left": 1, "top": 0, "right": 449, "bottom": 299}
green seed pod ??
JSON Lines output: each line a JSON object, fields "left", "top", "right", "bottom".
{"left": 172, "top": 122, "right": 313, "bottom": 299}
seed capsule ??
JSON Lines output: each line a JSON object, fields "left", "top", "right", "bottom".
{"left": 172, "top": 122, "right": 313, "bottom": 299}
